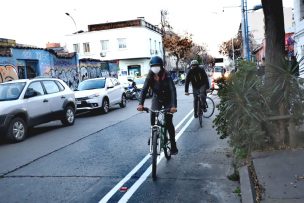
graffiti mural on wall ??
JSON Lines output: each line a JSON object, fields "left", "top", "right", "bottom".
{"left": 0, "top": 65, "right": 18, "bottom": 83}
{"left": 79, "top": 60, "right": 109, "bottom": 81}
{"left": 80, "top": 67, "right": 109, "bottom": 81}
{"left": 44, "top": 66, "right": 79, "bottom": 90}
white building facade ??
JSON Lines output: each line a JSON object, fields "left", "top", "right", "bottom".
{"left": 63, "top": 18, "right": 163, "bottom": 77}
{"left": 293, "top": 0, "right": 304, "bottom": 76}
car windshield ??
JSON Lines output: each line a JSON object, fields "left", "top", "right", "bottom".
{"left": 134, "top": 78, "right": 146, "bottom": 85}
{"left": 214, "top": 67, "right": 223, "bottom": 72}
{"left": 0, "top": 82, "right": 26, "bottom": 101}
{"left": 77, "top": 79, "right": 106, "bottom": 90}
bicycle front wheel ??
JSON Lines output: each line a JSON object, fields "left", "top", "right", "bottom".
{"left": 151, "top": 130, "right": 158, "bottom": 180}
{"left": 203, "top": 97, "right": 215, "bottom": 118}
{"left": 163, "top": 130, "right": 171, "bottom": 160}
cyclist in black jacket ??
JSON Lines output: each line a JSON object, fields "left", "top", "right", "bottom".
{"left": 137, "top": 56, "right": 178, "bottom": 155}
{"left": 185, "top": 60, "right": 210, "bottom": 118}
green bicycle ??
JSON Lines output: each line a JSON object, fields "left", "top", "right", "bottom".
{"left": 143, "top": 107, "right": 171, "bottom": 180}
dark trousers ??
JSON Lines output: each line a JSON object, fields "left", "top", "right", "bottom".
{"left": 193, "top": 85, "right": 207, "bottom": 115}
{"left": 150, "top": 97, "right": 176, "bottom": 147}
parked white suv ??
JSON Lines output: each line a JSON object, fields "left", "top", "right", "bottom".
{"left": 0, "top": 78, "right": 76, "bottom": 142}
{"left": 75, "top": 77, "right": 126, "bottom": 113}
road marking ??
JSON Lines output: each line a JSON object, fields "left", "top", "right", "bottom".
{"left": 118, "top": 114, "right": 195, "bottom": 203}
{"left": 99, "top": 109, "right": 194, "bottom": 203}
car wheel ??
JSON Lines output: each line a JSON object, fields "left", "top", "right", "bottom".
{"left": 102, "top": 98, "right": 109, "bottom": 114}
{"left": 120, "top": 94, "right": 127, "bottom": 108}
{"left": 61, "top": 106, "right": 75, "bottom": 126}
{"left": 7, "top": 117, "right": 27, "bottom": 142}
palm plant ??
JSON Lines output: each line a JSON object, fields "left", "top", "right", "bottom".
{"left": 213, "top": 59, "right": 304, "bottom": 157}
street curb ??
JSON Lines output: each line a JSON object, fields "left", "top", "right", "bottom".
{"left": 239, "top": 165, "right": 255, "bottom": 203}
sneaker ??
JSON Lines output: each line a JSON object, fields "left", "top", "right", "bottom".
{"left": 171, "top": 146, "right": 178, "bottom": 155}
{"left": 194, "top": 113, "right": 198, "bottom": 118}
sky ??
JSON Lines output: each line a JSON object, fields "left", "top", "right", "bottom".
{"left": 0, "top": 0, "right": 293, "bottom": 57}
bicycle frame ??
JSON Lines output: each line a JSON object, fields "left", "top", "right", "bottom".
{"left": 188, "top": 92, "right": 215, "bottom": 126}
{"left": 149, "top": 110, "right": 168, "bottom": 155}
{"left": 143, "top": 107, "right": 171, "bottom": 180}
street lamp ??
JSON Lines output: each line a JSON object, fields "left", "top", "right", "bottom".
{"left": 65, "top": 12, "right": 77, "bottom": 33}
{"left": 241, "top": 1, "right": 263, "bottom": 61}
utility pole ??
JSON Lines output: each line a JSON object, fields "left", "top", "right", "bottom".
{"left": 160, "top": 10, "right": 167, "bottom": 66}
{"left": 241, "top": 0, "right": 250, "bottom": 61}
{"left": 231, "top": 37, "right": 235, "bottom": 69}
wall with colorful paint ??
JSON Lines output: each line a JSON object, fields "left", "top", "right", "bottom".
{"left": 0, "top": 46, "right": 115, "bottom": 88}
{"left": 0, "top": 47, "right": 78, "bottom": 88}
{"left": 79, "top": 59, "right": 110, "bottom": 81}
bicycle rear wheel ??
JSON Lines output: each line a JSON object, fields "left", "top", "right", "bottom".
{"left": 203, "top": 97, "right": 215, "bottom": 118}
{"left": 163, "top": 130, "right": 171, "bottom": 160}
{"left": 151, "top": 130, "right": 158, "bottom": 180}
{"left": 198, "top": 99, "right": 203, "bottom": 127}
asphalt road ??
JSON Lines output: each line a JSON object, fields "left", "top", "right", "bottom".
{"left": 0, "top": 86, "right": 240, "bottom": 203}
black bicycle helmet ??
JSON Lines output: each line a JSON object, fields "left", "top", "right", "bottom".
{"left": 149, "top": 56, "right": 163, "bottom": 67}
{"left": 190, "top": 60, "right": 199, "bottom": 66}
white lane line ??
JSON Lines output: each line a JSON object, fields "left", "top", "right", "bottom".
{"left": 176, "top": 109, "right": 194, "bottom": 129}
{"left": 99, "top": 109, "right": 194, "bottom": 203}
{"left": 118, "top": 115, "right": 195, "bottom": 203}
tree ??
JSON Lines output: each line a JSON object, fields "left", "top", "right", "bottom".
{"left": 184, "top": 44, "right": 208, "bottom": 65}
{"left": 163, "top": 32, "right": 193, "bottom": 73}
{"left": 219, "top": 33, "right": 242, "bottom": 60}
{"left": 219, "top": 30, "right": 257, "bottom": 60}
{"left": 262, "top": 0, "right": 288, "bottom": 147}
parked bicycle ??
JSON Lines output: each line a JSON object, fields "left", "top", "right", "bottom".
{"left": 143, "top": 107, "right": 172, "bottom": 180}
{"left": 190, "top": 92, "right": 215, "bottom": 127}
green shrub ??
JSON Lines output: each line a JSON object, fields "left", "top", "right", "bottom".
{"left": 213, "top": 59, "right": 304, "bottom": 156}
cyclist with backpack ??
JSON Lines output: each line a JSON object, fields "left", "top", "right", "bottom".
{"left": 185, "top": 60, "right": 210, "bottom": 118}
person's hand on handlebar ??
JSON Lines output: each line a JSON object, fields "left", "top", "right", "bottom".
{"left": 185, "top": 92, "right": 190, "bottom": 96}
{"left": 170, "top": 107, "right": 177, "bottom": 113}
{"left": 137, "top": 104, "right": 144, "bottom": 111}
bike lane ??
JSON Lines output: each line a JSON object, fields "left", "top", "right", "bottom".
{"left": 114, "top": 95, "right": 240, "bottom": 202}
{"left": 0, "top": 89, "right": 239, "bottom": 203}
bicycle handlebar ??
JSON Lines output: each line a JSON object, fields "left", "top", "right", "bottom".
{"left": 142, "top": 107, "right": 172, "bottom": 114}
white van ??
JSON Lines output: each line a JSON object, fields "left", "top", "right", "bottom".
{"left": 213, "top": 66, "right": 225, "bottom": 80}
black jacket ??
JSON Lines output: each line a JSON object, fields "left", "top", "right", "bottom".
{"left": 185, "top": 67, "right": 210, "bottom": 92}
{"left": 139, "top": 69, "right": 177, "bottom": 107}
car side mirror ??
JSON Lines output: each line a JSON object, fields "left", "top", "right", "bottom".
{"left": 24, "top": 89, "right": 38, "bottom": 98}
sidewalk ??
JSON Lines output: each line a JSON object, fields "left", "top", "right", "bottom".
{"left": 240, "top": 148, "right": 304, "bottom": 203}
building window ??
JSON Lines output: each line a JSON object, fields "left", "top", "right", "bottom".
{"left": 73, "top": 44, "right": 79, "bottom": 53}
{"left": 118, "top": 38, "right": 127, "bottom": 49}
{"left": 154, "top": 40, "right": 157, "bottom": 53}
{"left": 83, "top": 42, "right": 90, "bottom": 53}
{"left": 149, "top": 38, "right": 154, "bottom": 54}
{"left": 159, "top": 42, "right": 162, "bottom": 54}
{"left": 101, "top": 40, "right": 109, "bottom": 51}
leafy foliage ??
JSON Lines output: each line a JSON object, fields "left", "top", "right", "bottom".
{"left": 213, "top": 59, "right": 304, "bottom": 156}
{"left": 213, "top": 61, "right": 268, "bottom": 155}
{"left": 219, "top": 31, "right": 257, "bottom": 60}
{"left": 163, "top": 31, "right": 193, "bottom": 70}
